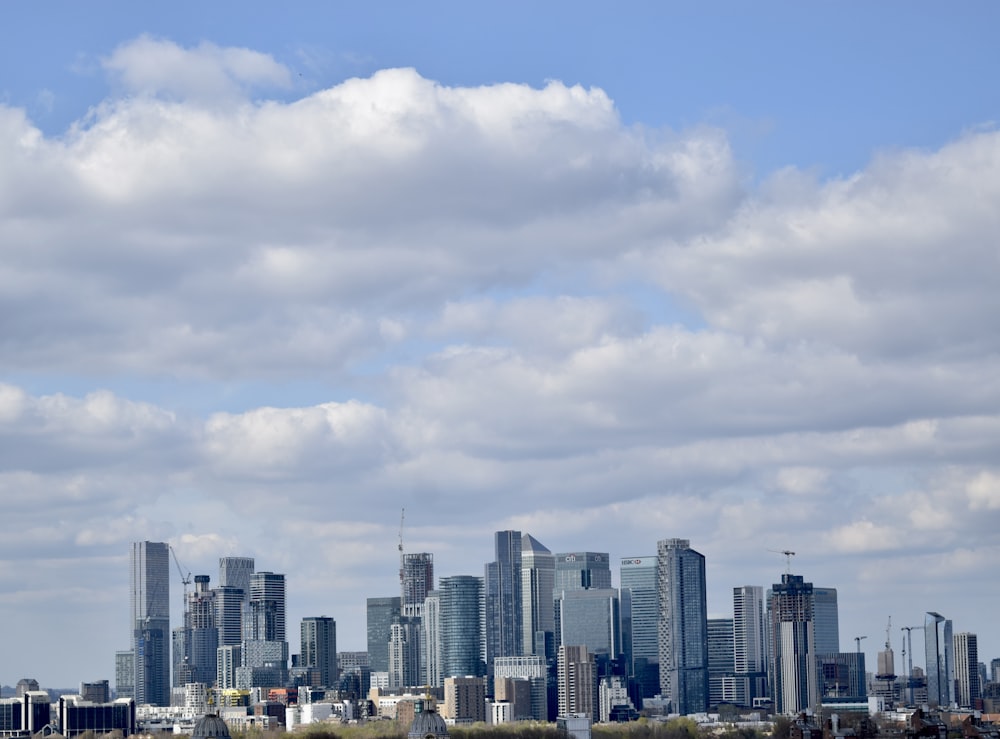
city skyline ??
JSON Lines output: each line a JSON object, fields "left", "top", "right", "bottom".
{"left": 2, "top": 2, "right": 1000, "bottom": 690}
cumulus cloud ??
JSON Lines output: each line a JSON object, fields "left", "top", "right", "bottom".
{"left": 3, "top": 38, "right": 1000, "bottom": 682}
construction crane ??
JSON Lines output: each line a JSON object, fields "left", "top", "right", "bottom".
{"left": 767, "top": 549, "right": 796, "bottom": 574}
{"left": 901, "top": 625, "right": 921, "bottom": 706}
{"left": 854, "top": 635, "right": 867, "bottom": 652}
{"left": 170, "top": 544, "right": 192, "bottom": 621}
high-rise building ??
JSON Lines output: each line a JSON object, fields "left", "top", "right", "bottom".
{"left": 443, "top": 676, "right": 487, "bottom": 723}
{"left": 816, "top": 652, "right": 866, "bottom": 700}
{"left": 214, "top": 586, "right": 245, "bottom": 648}
{"left": 174, "top": 575, "right": 218, "bottom": 687}
{"left": 766, "top": 573, "right": 818, "bottom": 714}
{"left": 925, "top": 612, "right": 954, "bottom": 708}
{"left": 422, "top": 590, "right": 442, "bottom": 688}
{"left": 707, "top": 618, "right": 735, "bottom": 709}
{"left": 554, "top": 588, "right": 620, "bottom": 659}
{"left": 733, "top": 585, "right": 767, "bottom": 707}
{"left": 239, "top": 571, "right": 288, "bottom": 688}
{"left": 388, "top": 617, "right": 421, "bottom": 688}
{"left": 219, "top": 557, "right": 254, "bottom": 597}
{"left": 79, "top": 681, "right": 110, "bottom": 703}
{"left": 485, "top": 530, "right": 523, "bottom": 665}
{"left": 115, "top": 650, "right": 134, "bottom": 700}
{"left": 130, "top": 541, "right": 170, "bottom": 706}
{"left": 657, "top": 538, "right": 708, "bottom": 716}
{"left": 954, "top": 632, "right": 980, "bottom": 709}
{"left": 439, "top": 575, "right": 485, "bottom": 679}
{"left": 620, "top": 556, "right": 659, "bottom": 700}
{"left": 555, "top": 552, "right": 611, "bottom": 593}
{"left": 401, "top": 553, "right": 434, "bottom": 617}
{"left": 366, "top": 596, "right": 401, "bottom": 673}
{"left": 812, "top": 588, "right": 840, "bottom": 655}
{"left": 301, "top": 617, "right": 337, "bottom": 688}
{"left": 494, "top": 655, "right": 548, "bottom": 721}
{"left": 557, "top": 645, "right": 595, "bottom": 720}
{"left": 521, "top": 535, "right": 555, "bottom": 658}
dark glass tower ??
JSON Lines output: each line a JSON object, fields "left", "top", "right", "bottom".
{"left": 485, "top": 530, "right": 523, "bottom": 665}
{"left": 657, "top": 538, "right": 708, "bottom": 715}
{"left": 440, "top": 575, "right": 485, "bottom": 678}
{"left": 130, "top": 541, "right": 170, "bottom": 706}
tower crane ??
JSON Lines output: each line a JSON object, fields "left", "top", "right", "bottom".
{"left": 767, "top": 549, "right": 796, "bottom": 574}
{"left": 170, "top": 544, "right": 192, "bottom": 622}
{"left": 854, "top": 635, "right": 867, "bottom": 652}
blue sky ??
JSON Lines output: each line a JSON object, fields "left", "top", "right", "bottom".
{"left": 2, "top": 2, "right": 1000, "bottom": 691}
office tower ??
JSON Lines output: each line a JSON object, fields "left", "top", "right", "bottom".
{"left": 522, "top": 534, "right": 555, "bottom": 658}
{"left": 300, "top": 617, "right": 337, "bottom": 688}
{"left": 707, "top": 618, "right": 735, "bottom": 709}
{"left": 925, "top": 612, "right": 954, "bottom": 707}
{"left": 239, "top": 571, "right": 288, "bottom": 688}
{"left": 657, "top": 538, "right": 708, "bottom": 716}
{"left": 766, "top": 573, "right": 818, "bottom": 714}
{"left": 388, "top": 617, "right": 421, "bottom": 688}
{"left": 816, "top": 652, "right": 866, "bottom": 700}
{"left": 422, "top": 590, "right": 442, "bottom": 688}
{"left": 557, "top": 645, "right": 595, "bottom": 720}
{"left": 130, "top": 541, "right": 170, "bottom": 706}
{"left": 219, "top": 557, "right": 254, "bottom": 596}
{"left": 115, "top": 650, "right": 134, "bottom": 700}
{"left": 216, "top": 645, "right": 241, "bottom": 690}
{"left": 620, "top": 556, "right": 659, "bottom": 699}
{"left": 554, "top": 588, "right": 620, "bottom": 659}
{"left": 555, "top": 552, "right": 612, "bottom": 593}
{"left": 401, "top": 552, "right": 434, "bottom": 617}
{"left": 954, "top": 632, "right": 980, "bottom": 709}
{"left": 733, "top": 585, "right": 767, "bottom": 706}
{"left": 440, "top": 575, "right": 485, "bottom": 679}
{"left": 366, "top": 596, "right": 401, "bottom": 673}
{"left": 214, "top": 586, "right": 245, "bottom": 648}
{"left": 80, "top": 681, "right": 110, "bottom": 703}
{"left": 485, "top": 530, "right": 523, "bottom": 665}
{"left": 812, "top": 587, "right": 840, "bottom": 655}
{"left": 991, "top": 658, "right": 1000, "bottom": 684}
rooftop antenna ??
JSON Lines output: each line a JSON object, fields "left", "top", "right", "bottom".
{"left": 767, "top": 549, "right": 796, "bottom": 574}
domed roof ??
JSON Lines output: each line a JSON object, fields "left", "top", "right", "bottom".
{"left": 192, "top": 714, "right": 231, "bottom": 739}
{"left": 408, "top": 701, "right": 448, "bottom": 739}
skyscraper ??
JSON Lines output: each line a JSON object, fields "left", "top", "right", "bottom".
{"left": 620, "top": 556, "right": 658, "bottom": 697}
{"left": 557, "top": 645, "right": 595, "bottom": 720}
{"left": 401, "top": 552, "right": 434, "bottom": 617}
{"left": 219, "top": 556, "right": 254, "bottom": 597}
{"left": 130, "top": 541, "right": 170, "bottom": 706}
{"left": 811, "top": 587, "right": 840, "bottom": 655}
{"left": 439, "top": 575, "right": 485, "bottom": 679}
{"left": 176, "top": 575, "right": 217, "bottom": 687}
{"left": 954, "top": 631, "right": 979, "bottom": 709}
{"left": 555, "top": 552, "right": 611, "bottom": 593}
{"left": 239, "top": 571, "right": 289, "bottom": 688}
{"left": 657, "top": 538, "right": 708, "bottom": 715}
{"left": 707, "top": 618, "right": 735, "bottom": 709}
{"left": 767, "top": 574, "right": 818, "bottom": 714}
{"left": 422, "top": 589, "right": 442, "bottom": 688}
{"left": 300, "top": 616, "right": 337, "bottom": 688}
{"left": 555, "top": 588, "right": 621, "bottom": 658}
{"left": 366, "top": 596, "right": 401, "bottom": 673}
{"left": 485, "top": 530, "right": 523, "bottom": 665}
{"left": 521, "top": 534, "right": 555, "bottom": 658}
{"left": 925, "top": 612, "right": 954, "bottom": 708}
{"left": 732, "top": 585, "right": 767, "bottom": 706}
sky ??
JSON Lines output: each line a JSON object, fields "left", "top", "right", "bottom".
{"left": 1, "top": 1, "right": 1000, "bottom": 690}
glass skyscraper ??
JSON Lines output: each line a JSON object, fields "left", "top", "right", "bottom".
{"left": 657, "top": 538, "right": 708, "bottom": 716}
{"left": 521, "top": 534, "right": 554, "bottom": 658}
{"left": 555, "top": 551, "right": 611, "bottom": 592}
{"left": 440, "top": 575, "right": 485, "bottom": 679}
{"left": 766, "top": 573, "right": 818, "bottom": 714}
{"left": 924, "top": 611, "right": 954, "bottom": 707}
{"left": 366, "top": 596, "right": 401, "bottom": 673}
{"left": 300, "top": 616, "right": 337, "bottom": 688}
{"left": 485, "top": 530, "right": 523, "bottom": 664}
{"left": 130, "top": 541, "right": 170, "bottom": 706}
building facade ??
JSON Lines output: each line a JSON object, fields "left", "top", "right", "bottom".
{"left": 954, "top": 631, "right": 980, "bottom": 709}
{"left": 485, "top": 531, "right": 523, "bottom": 666}
{"left": 300, "top": 616, "right": 337, "bottom": 688}
{"left": 733, "top": 585, "right": 767, "bottom": 706}
{"left": 366, "top": 596, "right": 401, "bottom": 673}
{"left": 657, "top": 538, "right": 708, "bottom": 716}
{"left": 924, "top": 612, "right": 954, "bottom": 708}
{"left": 521, "top": 534, "right": 555, "bottom": 658}
{"left": 130, "top": 541, "right": 171, "bottom": 706}
{"left": 767, "top": 574, "right": 818, "bottom": 714}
